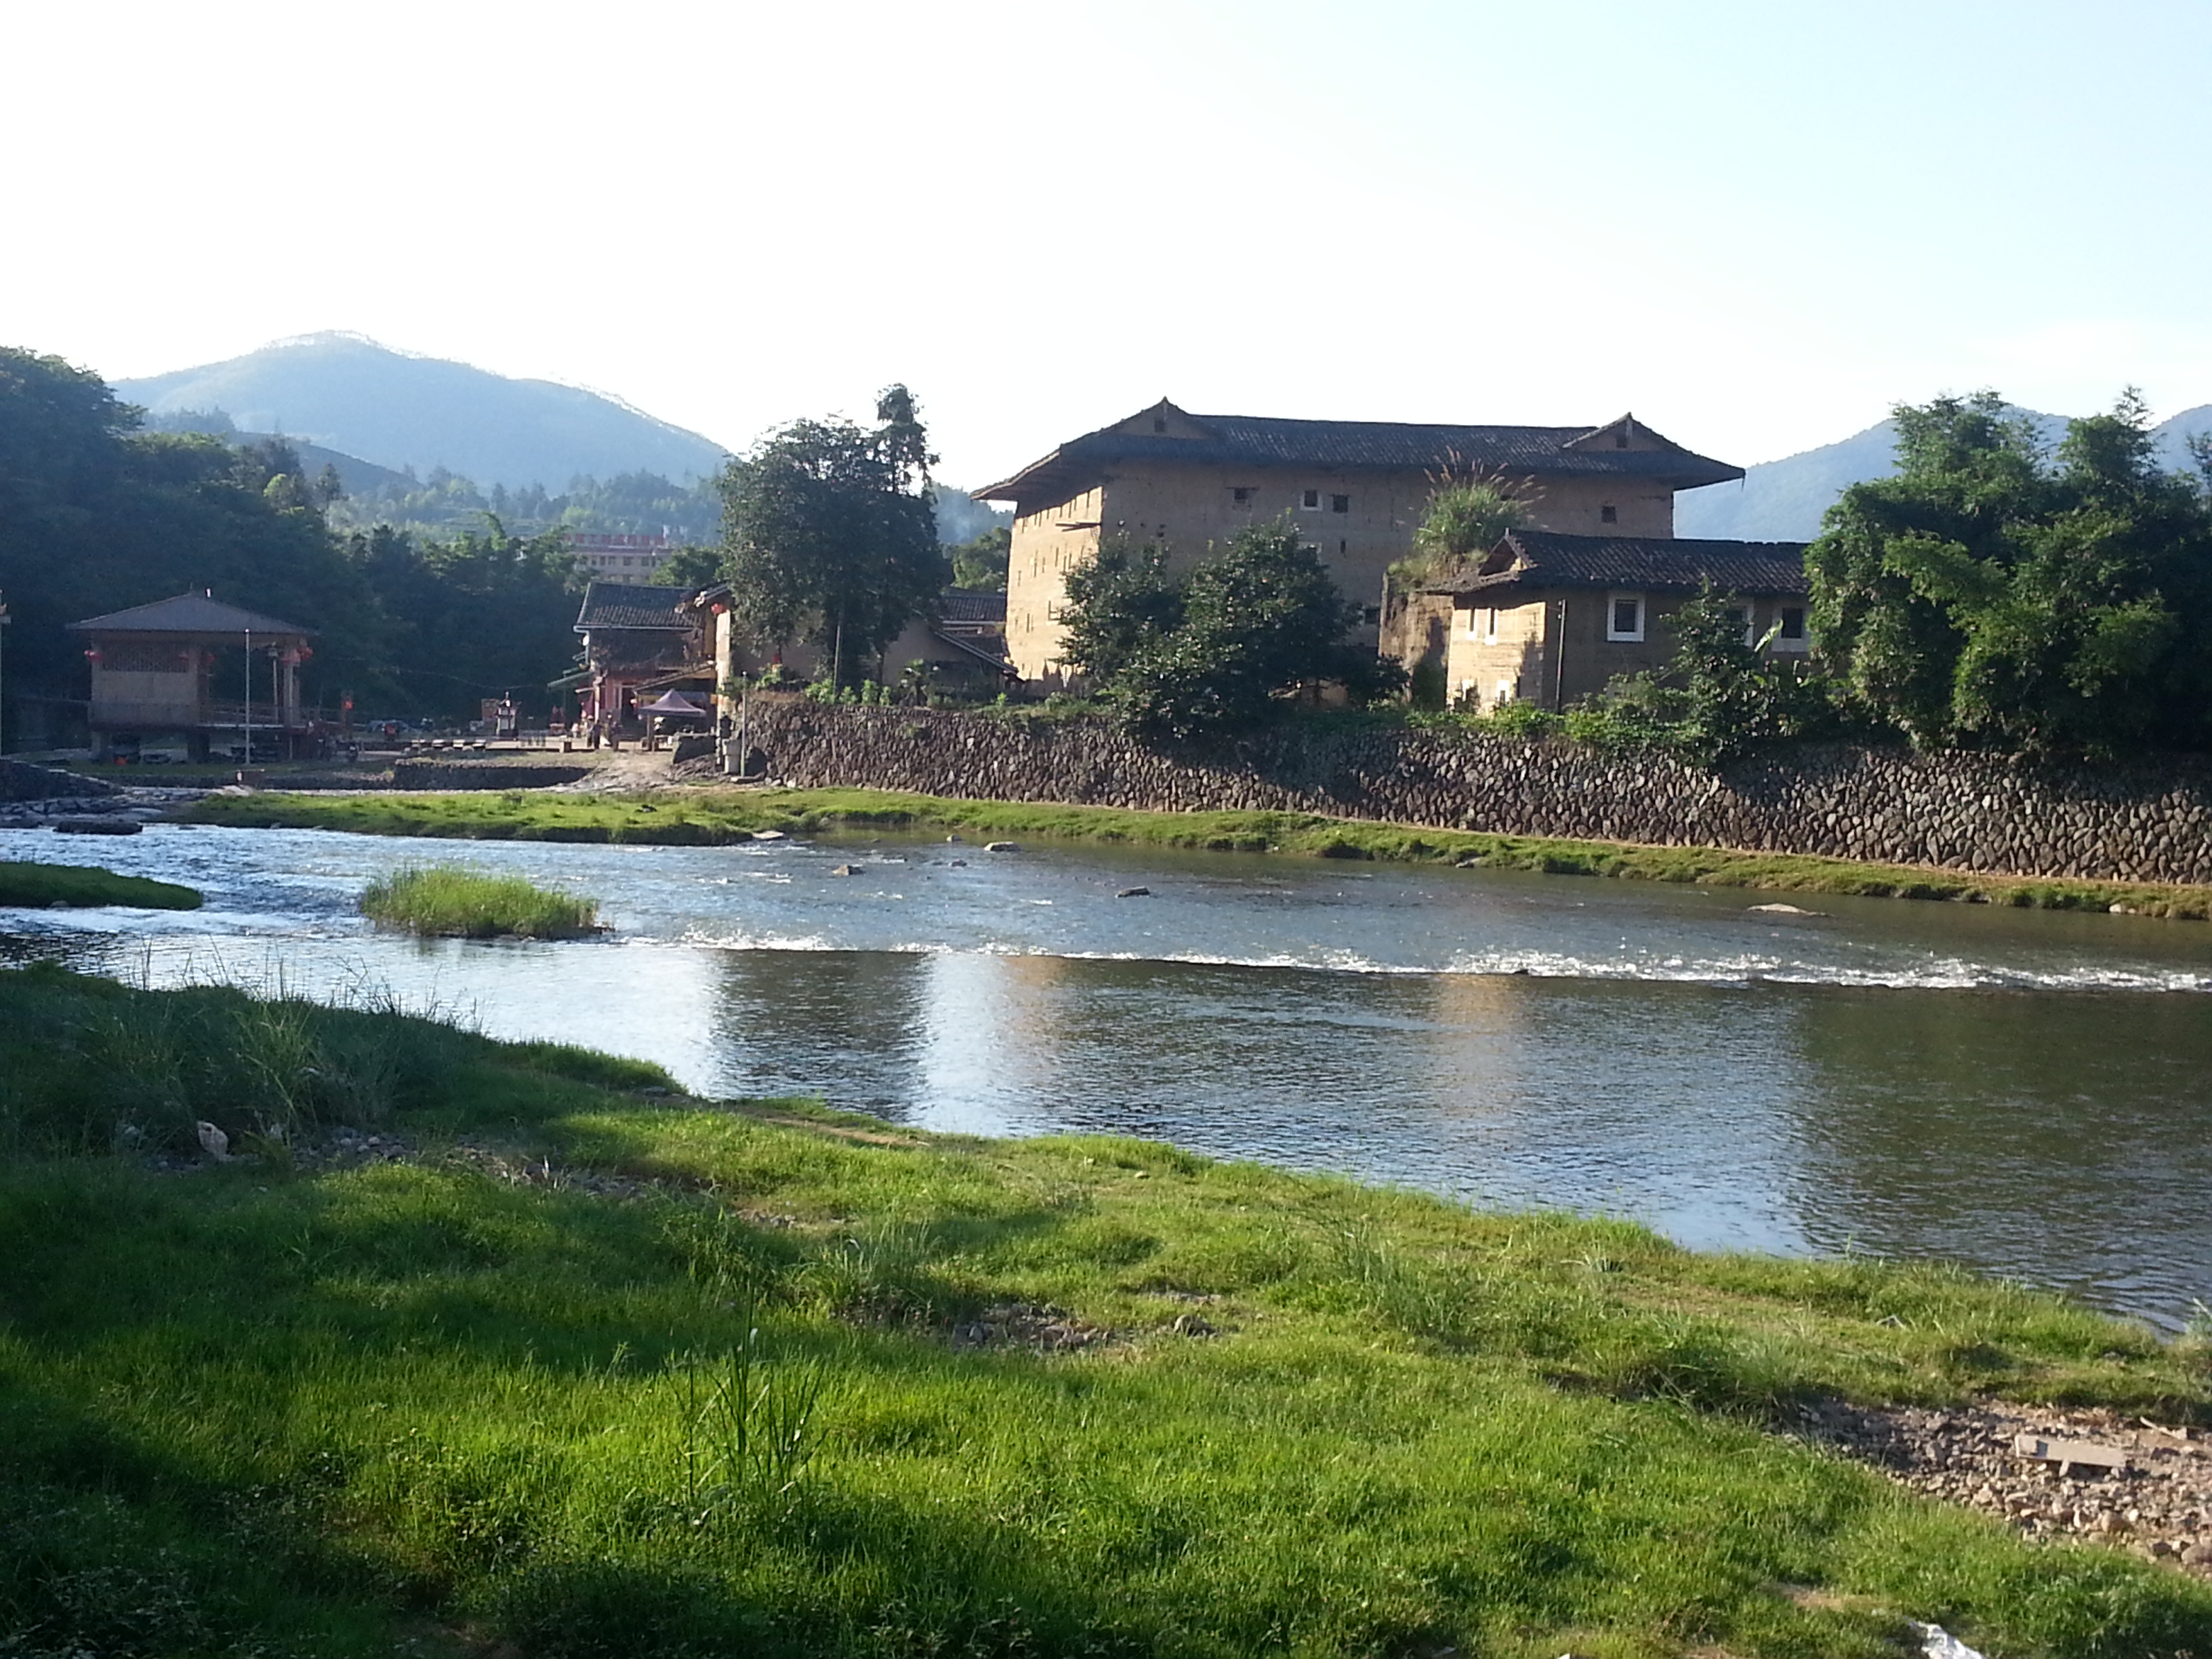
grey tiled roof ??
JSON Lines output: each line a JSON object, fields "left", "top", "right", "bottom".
{"left": 574, "top": 583, "right": 696, "bottom": 632}
{"left": 67, "top": 592, "right": 316, "bottom": 636}
{"left": 1457, "top": 531, "right": 1811, "bottom": 598}
{"left": 973, "top": 403, "right": 1743, "bottom": 504}
{"left": 939, "top": 589, "right": 1007, "bottom": 624}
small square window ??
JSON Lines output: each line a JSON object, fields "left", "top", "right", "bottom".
{"left": 1775, "top": 605, "right": 1809, "bottom": 652}
{"left": 1232, "top": 487, "right": 1255, "bottom": 508}
{"left": 1599, "top": 504, "right": 1618, "bottom": 525}
{"left": 1360, "top": 605, "right": 1381, "bottom": 625}
{"left": 1153, "top": 417, "right": 1167, "bottom": 433}
{"left": 1300, "top": 488, "right": 1321, "bottom": 510}
{"left": 1728, "top": 606, "right": 1753, "bottom": 646}
{"left": 1330, "top": 493, "right": 1349, "bottom": 513}
{"left": 1607, "top": 593, "right": 1645, "bottom": 642}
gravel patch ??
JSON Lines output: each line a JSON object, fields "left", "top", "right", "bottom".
{"left": 1788, "top": 1397, "right": 2212, "bottom": 1576}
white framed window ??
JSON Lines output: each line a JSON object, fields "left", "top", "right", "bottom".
{"left": 1607, "top": 592, "right": 1645, "bottom": 642}
{"left": 1483, "top": 607, "right": 1500, "bottom": 644}
{"left": 1728, "top": 605, "right": 1755, "bottom": 647}
{"left": 1774, "top": 605, "right": 1810, "bottom": 653}
{"left": 1299, "top": 488, "right": 1322, "bottom": 511}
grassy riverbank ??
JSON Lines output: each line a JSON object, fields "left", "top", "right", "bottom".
{"left": 0, "top": 859, "right": 201, "bottom": 909}
{"left": 3, "top": 965, "right": 2209, "bottom": 1658}
{"left": 361, "top": 863, "right": 600, "bottom": 939}
{"left": 184, "top": 785, "right": 2212, "bottom": 918}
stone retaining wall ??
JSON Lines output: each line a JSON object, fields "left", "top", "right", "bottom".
{"left": 1, "top": 760, "right": 119, "bottom": 802}
{"left": 390, "top": 761, "right": 594, "bottom": 791}
{"left": 741, "top": 699, "right": 2212, "bottom": 886}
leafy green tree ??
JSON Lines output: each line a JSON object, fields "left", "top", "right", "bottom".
{"left": 717, "top": 384, "right": 948, "bottom": 687}
{"left": 1809, "top": 391, "right": 2212, "bottom": 754}
{"left": 344, "top": 518, "right": 582, "bottom": 720}
{"left": 1063, "top": 522, "right": 1401, "bottom": 740}
{"left": 1059, "top": 536, "right": 1184, "bottom": 685}
{"left": 949, "top": 525, "right": 1010, "bottom": 591}
{"left": 657, "top": 544, "right": 724, "bottom": 591}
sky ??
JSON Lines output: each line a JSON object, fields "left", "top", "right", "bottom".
{"left": 5, "top": 0, "right": 2211, "bottom": 485}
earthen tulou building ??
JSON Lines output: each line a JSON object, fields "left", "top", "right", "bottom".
{"left": 972, "top": 398, "right": 1810, "bottom": 708}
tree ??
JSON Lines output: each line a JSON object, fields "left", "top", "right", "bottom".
{"left": 1061, "top": 521, "right": 1401, "bottom": 740}
{"left": 949, "top": 525, "right": 1010, "bottom": 591}
{"left": 1809, "top": 390, "right": 2212, "bottom": 755}
{"left": 1059, "top": 536, "right": 1183, "bottom": 684}
{"left": 657, "top": 544, "right": 724, "bottom": 591}
{"left": 717, "top": 384, "right": 949, "bottom": 687}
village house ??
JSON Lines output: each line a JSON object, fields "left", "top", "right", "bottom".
{"left": 66, "top": 591, "right": 318, "bottom": 760}
{"left": 691, "top": 586, "right": 1013, "bottom": 724}
{"left": 1440, "top": 529, "right": 1811, "bottom": 712}
{"left": 565, "top": 582, "right": 712, "bottom": 735}
{"left": 970, "top": 399, "right": 1746, "bottom": 686}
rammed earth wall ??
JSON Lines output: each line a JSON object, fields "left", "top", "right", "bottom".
{"left": 742, "top": 699, "right": 2212, "bottom": 886}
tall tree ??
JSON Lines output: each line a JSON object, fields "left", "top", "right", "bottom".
{"left": 717, "top": 384, "right": 948, "bottom": 686}
{"left": 1060, "top": 522, "right": 1401, "bottom": 739}
{"left": 1809, "top": 391, "right": 2212, "bottom": 755}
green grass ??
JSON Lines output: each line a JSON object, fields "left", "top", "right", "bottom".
{"left": 0, "top": 859, "right": 202, "bottom": 909}
{"left": 359, "top": 863, "right": 601, "bottom": 939}
{"left": 2, "top": 964, "right": 2209, "bottom": 1658}
{"left": 186, "top": 784, "right": 2212, "bottom": 919}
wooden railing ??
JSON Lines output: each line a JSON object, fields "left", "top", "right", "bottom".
{"left": 90, "top": 698, "right": 315, "bottom": 729}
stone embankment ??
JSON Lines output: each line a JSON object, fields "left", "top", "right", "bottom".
{"left": 0, "top": 762, "right": 201, "bottom": 831}
{"left": 742, "top": 700, "right": 2212, "bottom": 887}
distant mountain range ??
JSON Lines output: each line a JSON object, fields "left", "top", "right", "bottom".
{"left": 1677, "top": 405, "right": 2212, "bottom": 542}
{"left": 116, "top": 333, "right": 1011, "bottom": 548}
{"left": 116, "top": 333, "right": 731, "bottom": 491}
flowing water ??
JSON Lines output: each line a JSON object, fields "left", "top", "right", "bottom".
{"left": 7, "top": 820, "right": 2212, "bottom": 1328}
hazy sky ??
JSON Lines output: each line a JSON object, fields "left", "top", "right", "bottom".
{"left": 6, "top": 1, "right": 2209, "bottom": 484}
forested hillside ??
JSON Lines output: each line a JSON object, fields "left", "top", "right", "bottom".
{"left": 1, "top": 349, "right": 590, "bottom": 736}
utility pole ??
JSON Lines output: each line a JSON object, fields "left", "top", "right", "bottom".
{"left": 0, "top": 590, "right": 11, "bottom": 756}
{"left": 243, "top": 624, "right": 252, "bottom": 766}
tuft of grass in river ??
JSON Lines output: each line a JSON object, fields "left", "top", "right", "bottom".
{"left": 0, "top": 859, "right": 201, "bottom": 909}
{"left": 188, "top": 784, "right": 2212, "bottom": 919}
{"left": 359, "top": 863, "right": 600, "bottom": 939}
{"left": 2, "top": 963, "right": 2209, "bottom": 1657}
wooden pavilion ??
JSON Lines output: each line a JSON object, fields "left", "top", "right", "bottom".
{"left": 67, "top": 592, "right": 318, "bottom": 760}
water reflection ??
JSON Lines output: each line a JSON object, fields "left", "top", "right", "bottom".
{"left": 5, "top": 821, "right": 2211, "bottom": 1324}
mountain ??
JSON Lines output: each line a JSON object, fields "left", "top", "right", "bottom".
{"left": 117, "top": 333, "right": 730, "bottom": 492}
{"left": 1676, "top": 404, "right": 2212, "bottom": 544}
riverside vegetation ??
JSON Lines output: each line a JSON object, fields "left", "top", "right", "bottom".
{"left": 184, "top": 785, "right": 2212, "bottom": 918}
{"left": 2, "top": 964, "right": 2211, "bottom": 1658}
{"left": 0, "top": 860, "right": 201, "bottom": 909}
{"left": 359, "top": 864, "right": 600, "bottom": 939}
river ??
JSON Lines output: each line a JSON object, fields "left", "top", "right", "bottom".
{"left": 7, "top": 820, "right": 2211, "bottom": 1329}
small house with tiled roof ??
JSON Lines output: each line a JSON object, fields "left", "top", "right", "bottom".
{"left": 1440, "top": 529, "right": 1811, "bottom": 712}
{"left": 66, "top": 591, "right": 319, "bottom": 760}
{"left": 569, "top": 582, "right": 710, "bottom": 735}
{"left": 971, "top": 398, "right": 1746, "bottom": 685}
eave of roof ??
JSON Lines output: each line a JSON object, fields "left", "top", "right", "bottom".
{"left": 1448, "top": 531, "right": 1811, "bottom": 599}
{"left": 573, "top": 581, "right": 698, "bottom": 632}
{"left": 973, "top": 407, "right": 1744, "bottom": 504}
{"left": 66, "top": 592, "right": 318, "bottom": 637}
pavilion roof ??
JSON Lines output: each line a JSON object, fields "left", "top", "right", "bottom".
{"left": 66, "top": 592, "right": 316, "bottom": 637}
